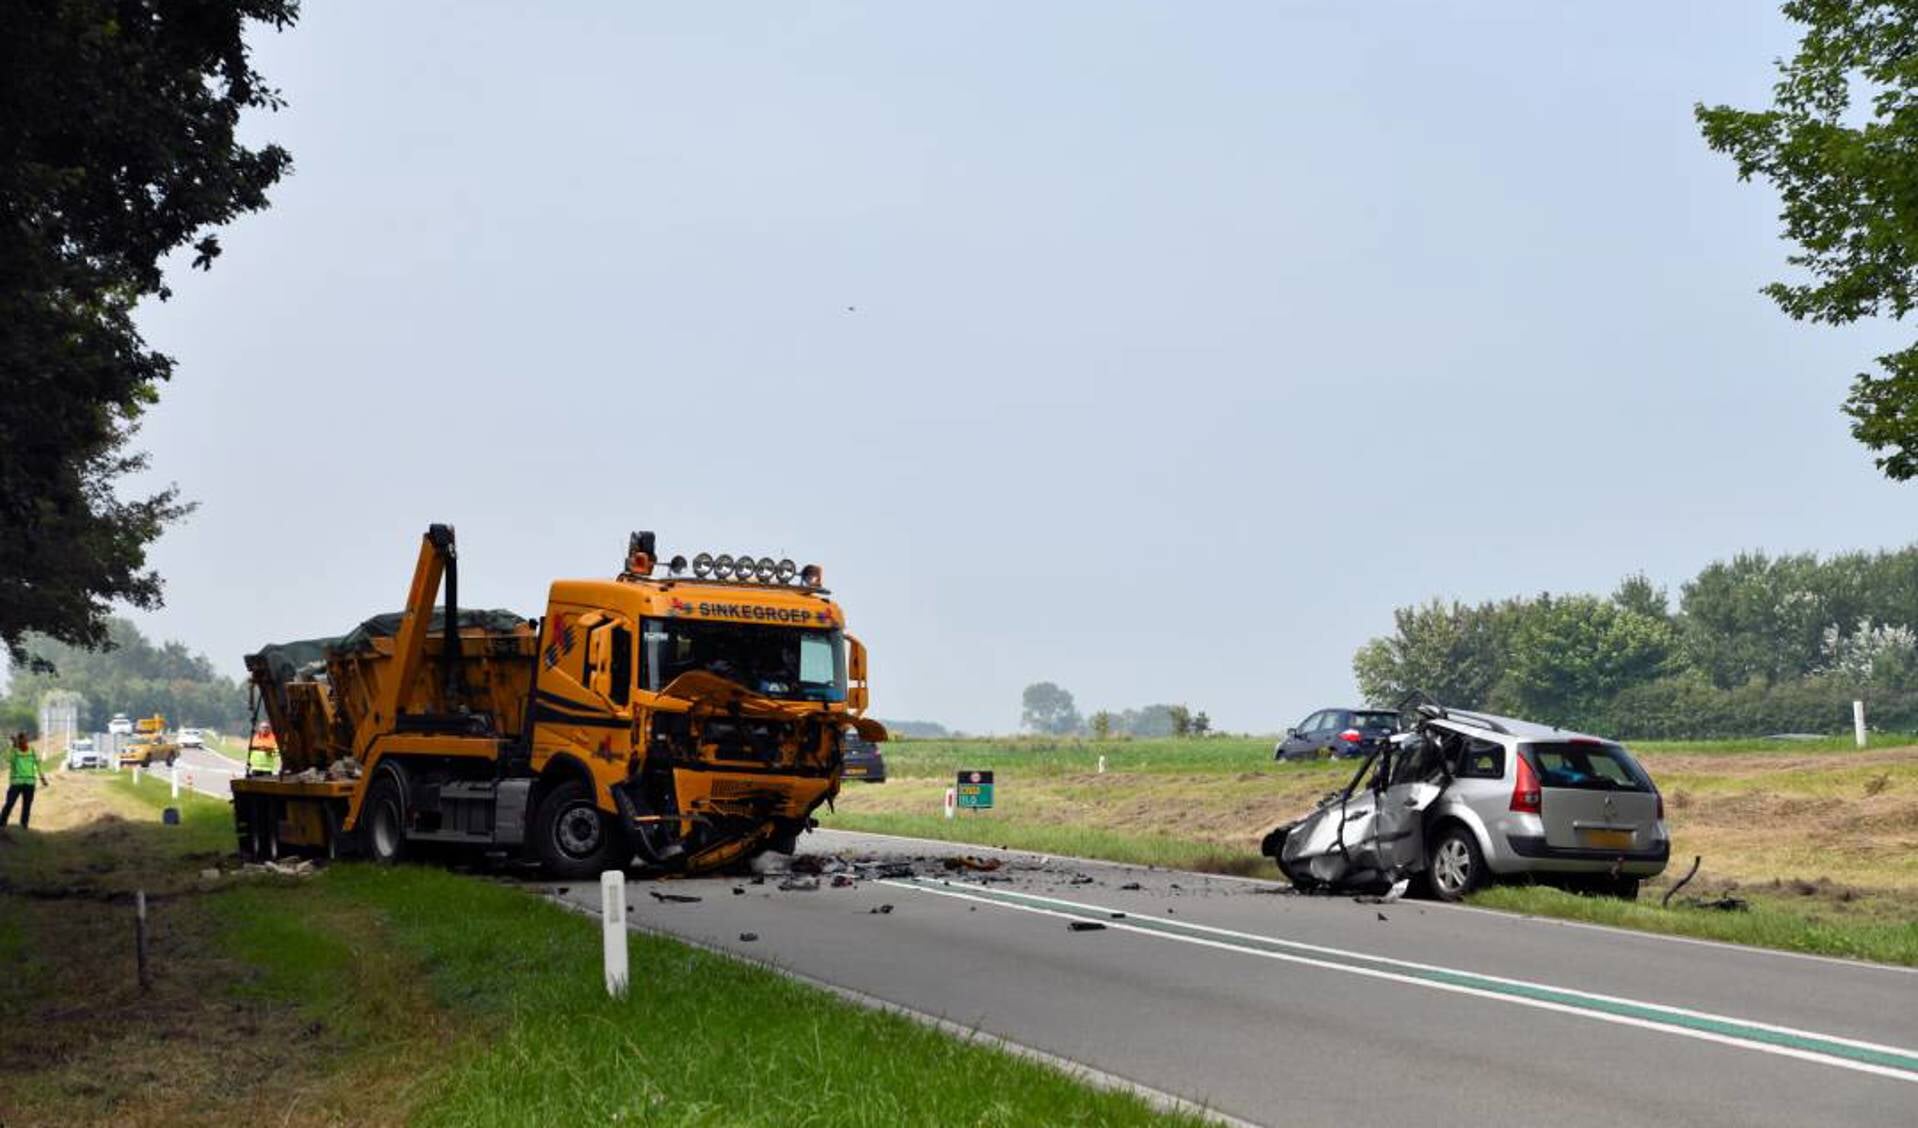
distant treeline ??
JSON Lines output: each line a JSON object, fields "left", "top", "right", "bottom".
{"left": 1, "top": 618, "right": 248, "bottom": 735}
{"left": 1354, "top": 548, "right": 1918, "bottom": 739}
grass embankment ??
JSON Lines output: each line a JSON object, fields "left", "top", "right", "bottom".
{"left": 0, "top": 771, "right": 1200, "bottom": 1126}
{"left": 821, "top": 734, "right": 1918, "bottom": 965}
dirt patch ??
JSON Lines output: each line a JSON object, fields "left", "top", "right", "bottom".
{"left": 0, "top": 775, "right": 451, "bottom": 1126}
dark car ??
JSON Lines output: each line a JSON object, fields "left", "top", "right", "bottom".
{"left": 842, "top": 728, "right": 887, "bottom": 782}
{"left": 1274, "top": 708, "right": 1399, "bottom": 761}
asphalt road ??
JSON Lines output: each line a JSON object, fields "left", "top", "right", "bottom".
{"left": 166, "top": 743, "right": 245, "bottom": 799}
{"left": 558, "top": 828, "right": 1917, "bottom": 1128}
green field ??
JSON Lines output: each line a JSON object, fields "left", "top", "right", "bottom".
{"left": 821, "top": 733, "right": 1918, "bottom": 965}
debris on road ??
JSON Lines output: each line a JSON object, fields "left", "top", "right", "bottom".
{"left": 1118, "top": 882, "right": 1142, "bottom": 891}
{"left": 870, "top": 904, "right": 894, "bottom": 915}
{"left": 831, "top": 874, "right": 854, "bottom": 888}
{"left": 650, "top": 891, "right": 702, "bottom": 904}
{"left": 1067, "top": 920, "right": 1107, "bottom": 932}
{"left": 732, "top": 887, "right": 745, "bottom": 896}
{"left": 739, "top": 932, "right": 759, "bottom": 942}
{"left": 942, "top": 855, "right": 1002, "bottom": 873}
{"left": 778, "top": 876, "right": 820, "bottom": 892}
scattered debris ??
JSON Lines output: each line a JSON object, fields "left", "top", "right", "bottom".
{"left": 870, "top": 904, "right": 895, "bottom": 915}
{"left": 739, "top": 932, "right": 759, "bottom": 942}
{"left": 1376, "top": 912, "right": 1389, "bottom": 922}
{"left": 1661, "top": 855, "right": 1703, "bottom": 908}
{"left": 650, "top": 891, "right": 701, "bottom": 904}
{"left": 854, "top": 860, "right": 914, "bottom": 880}
{"left": 831, "top": 874, "right": 854, "bottom": 888}
{"left": 325, "top": 756, "right": 363, "bottom": 781}
{"left": 777, "top": 876, "right": 820, "bottom": 892}
{"left": 198, "top": 868, "right": 221, "bottom": 881}
{"left": 732, "top": 887, "right": 745, "bottom": 896}
{"left": 790, "top": 855, "right": 827, "bottom": 875}
{"left": 1067, "top": 920, "right": 1107, "bottom": 932}
{"left": 1118, "top": 881, "right": 1142, "bottom": 891}
{"left": 556, "top": 886, "right": 571, "bottom": 896}
{"left": 1068, "top": 874, "right": 1094, "bottom": 885}
{"left": 1683, "top": 895, "right": 1750, "bottom": 912}
{"left": 1109, "top": 911, "right": 1126, "bottom": 919}
{"left": 943, "top": 855, "right": 1002, "bottom": 873}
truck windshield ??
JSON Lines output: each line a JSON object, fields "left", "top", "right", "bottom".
{"left": 641, "top": 618, "right": 846, "bottom": 702}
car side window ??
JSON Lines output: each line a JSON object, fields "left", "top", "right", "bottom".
{"left": 1298, "top": 711, "right": 1326, "bottom": 734}
{"left": 1457, "top": 739, "right": 1505, "bottom": 779}
{"left": 1326, "top": 710, "right": 1349, "bottom": 732}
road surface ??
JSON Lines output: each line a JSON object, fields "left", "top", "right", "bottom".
{"left": 557, "top": 828, "right": 1917, "bottom": 1128}
{"left": 168, "top": 742, "right": 246, "bottom": 799}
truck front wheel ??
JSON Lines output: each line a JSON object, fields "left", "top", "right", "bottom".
{"left": 534, "top": 780, "right": 624, "bottom": 878}
{"left": 364, "top": 774, "right": 408, "bottom": 865}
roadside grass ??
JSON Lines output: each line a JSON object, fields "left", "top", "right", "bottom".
{"left": 319, "top": 865, "right": 1205, "bottom": 1126}
{"left": 1471, "top": 884, "right": 1918, "bottom": 967}
{"left": 822, "top": 810, "right": 1267, "bottom": 875}
{"left": 2, "top": 772, "right": 1202, "bottom": 1126}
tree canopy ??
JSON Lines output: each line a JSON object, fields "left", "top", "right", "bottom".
{"left": 1696, "top": 1, "right": 1918, "bottom": 478}
{"left": 0, "top": 1, "right": 297, "bottom": 667}
{"left": 2, "top": 616, "right": 248, "bottom": 732}
{"left": 1353, "top": 546, "right": 1918, "bottom": 737}
{"left": 1020, "top": 681, "right": 1082, "bottom": 735}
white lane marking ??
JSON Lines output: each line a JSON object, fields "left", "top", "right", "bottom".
{"left": 884, "top": 879, "right": 1918, "bottom": 1085}
{"left": 816, "top": 827, "right": 1917, "bottom": 974}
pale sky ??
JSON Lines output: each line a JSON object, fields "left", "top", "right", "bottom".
{"left": 99, "top": 1, "right": 1916, "bottom": 734}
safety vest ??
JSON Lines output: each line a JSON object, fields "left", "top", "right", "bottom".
{"left": 7, "top": 746, "right": 39, "bottom": 788}
{"left": 248, "top": 746, "right": 278, "bottom": 774}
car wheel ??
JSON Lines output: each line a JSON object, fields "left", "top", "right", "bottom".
{"left": 1425, "top": 826, "right": 1485, "bottom": 902}
{"left": 1611, "top": 876, "right": 1640, "bottom": 901}
{"left": 534, "top": 779, "right": 625, "bottom": 879}
{"left": 363, "top": 773, "right": 408, "bottom": 865}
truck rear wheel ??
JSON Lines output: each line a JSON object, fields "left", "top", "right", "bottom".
{"left": 364, "top": 773, "right": 408, "bottom": 865}
{"left": 534, "top": 780, "right": 624, "bottom": 878}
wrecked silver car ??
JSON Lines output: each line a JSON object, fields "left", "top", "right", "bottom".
{"left": 1261, "top": 703, "right": 1669, "bottom": 901}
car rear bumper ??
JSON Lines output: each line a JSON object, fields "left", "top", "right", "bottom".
{"left": 1499, "top": 833, "right": 1669, "bottom": 875}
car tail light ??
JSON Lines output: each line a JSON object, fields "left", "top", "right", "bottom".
{"left": 1338, "top": 728, "right": 1362, "bottom": 744}
{"left": 1511, "top": 755, "right": 1542, "bottom": 814}
{"left": 1656, "top": 791, "right": 1665, "bottom": 820}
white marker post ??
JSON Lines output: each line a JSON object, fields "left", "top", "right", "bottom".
{"left": 169, "top": 762, "right": 179, "bottom": 800}
{"left": 1854, "top": 699, "right": 1868, "bottom": 749}
{"left": 944, "top": 787, "right": 957, "bottom": 820}
{"left": 1097, "top": 754, "right": 1106, "bottom": 774}
{"left": 132, "top": 764, "right": 142, "bottom": 785}
{"left": 600, "top": 870, "right": 629, "bottom": 999}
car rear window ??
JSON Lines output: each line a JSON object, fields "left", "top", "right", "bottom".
{"left": 1525, "top": 742, "right": 1652, "bottom": 792}
{"left": 1352, "top": 711, "right": 1398, "bottom": 731}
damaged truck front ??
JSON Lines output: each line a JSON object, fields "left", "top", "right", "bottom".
{"left": 231, "top": 525, "right": 884, "bottom": 878}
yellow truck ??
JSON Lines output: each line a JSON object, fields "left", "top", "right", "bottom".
{"left": 230, "top": 524, "right": 883, "bottom": 877}
{"left": 119, "top": 714, "right": 178, "bottom": 768}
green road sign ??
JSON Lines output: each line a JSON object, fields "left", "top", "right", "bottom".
{"left": 956, "top": 769, "right": 995, "bottom": 809}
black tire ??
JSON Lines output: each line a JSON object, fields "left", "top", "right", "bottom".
{"left": 1425, "top": 825, "right": 1486, "bottom": 902}
{"left": 260, "top": 800, "right": 282, "bottom": 861}
{"left": 363, "top": 772, "right": 408, "bottom": 866}
{"left": 1611, "top": 876, "right": 1641, "bottom": 901}
{"left": 533, "top": 779, "right": 625, "bottom": 878}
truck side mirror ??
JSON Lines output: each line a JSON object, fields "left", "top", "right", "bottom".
{"left": 846, "top": 634, "right": 869, "bottom": 713}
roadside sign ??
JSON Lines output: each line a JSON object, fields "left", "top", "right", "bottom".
{"left": 956, "top": 769, "right": 994, "bottom": 810}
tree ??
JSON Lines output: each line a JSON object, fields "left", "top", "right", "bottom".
{"left": 1696, "top": 2, "right": 1918, "bottom": 478}
{"left": 1351, "top": 599, "right": 1515, "bottom": 708}
{"left": 1020, "top": 682, "right": 1082, "bottom": 735}
{"left": 0, "top": 1, "right": 298, "bottom": 667}
{"left": 1166, "top": 704, "right": 1193, "bottom": 737}
{"left": 1191, "top": 710, "right": 1211, "bottom": 737}
{"left": 2, "top": 616, "right": 247, "bottom": 731}
{"left": 1500, "top": 596, "right": 1679, "bottom": 727}
{"left": 1088, "top": 710, "right": 1115, "bottom": 740}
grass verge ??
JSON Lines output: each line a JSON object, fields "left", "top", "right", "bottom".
{"left": 1472, "top": 884, "right": 1918, "bottom": 966}
{"left": 0, "top": 772, "right": 1202, "bottom": 1126}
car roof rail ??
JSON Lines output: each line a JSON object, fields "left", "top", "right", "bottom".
{"left": 1439, "top": 709, "right": 1510, "bottom": 735}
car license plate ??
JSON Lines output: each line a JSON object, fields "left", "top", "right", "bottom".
{"left": 1580, "top": 828, "right": 1634, "bottom": 850}
{"left": 843, "top": 766, "right": 867, "bottom": 778}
